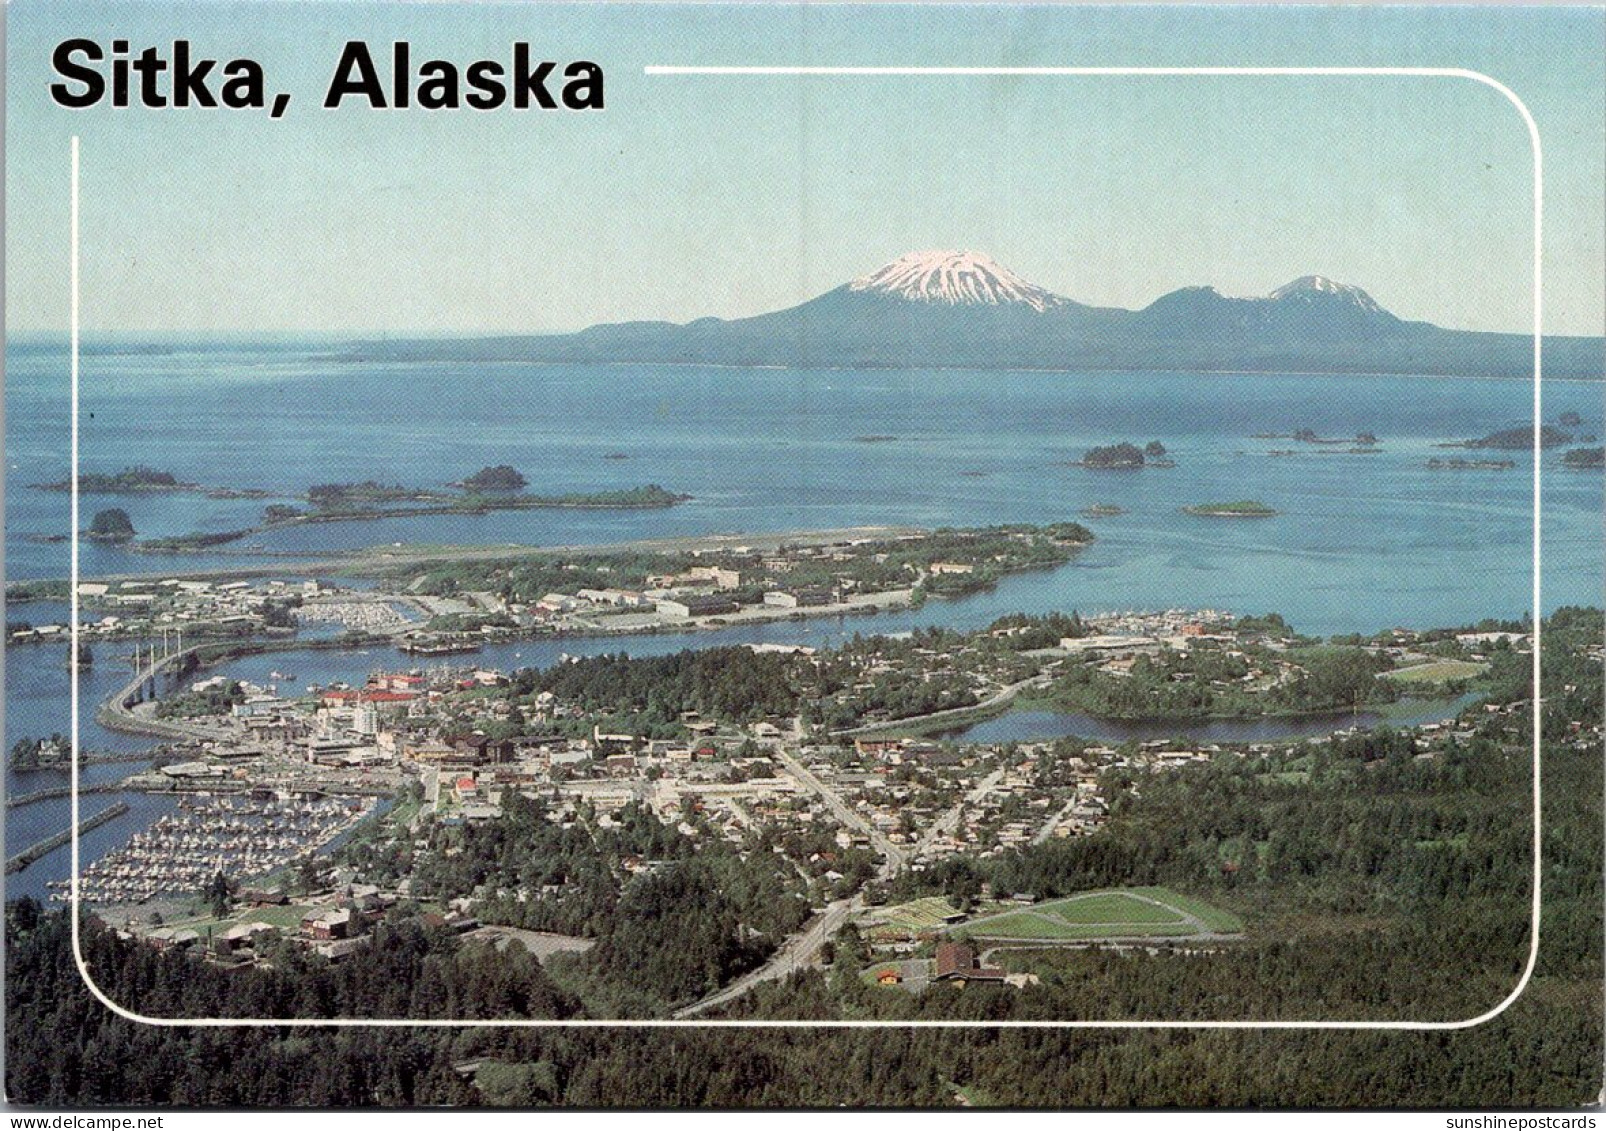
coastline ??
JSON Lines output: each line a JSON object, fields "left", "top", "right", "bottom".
{"left": 11, "top": 525, "right": 931, "bottom": 591}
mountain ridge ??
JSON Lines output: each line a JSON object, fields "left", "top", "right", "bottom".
{"left": 354, "top": 251, "right": 1603, "bottom": 379}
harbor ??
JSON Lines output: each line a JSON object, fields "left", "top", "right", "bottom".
{"left": 52, "top": 791, "right": 374, "bottom": 905}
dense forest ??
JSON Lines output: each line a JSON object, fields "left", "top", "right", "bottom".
{"left": 5, "top": 609, "right": 1600, "bottom": 1107}
{"left": 1035, "top": 640, "right": 1402, "bottom": 719}
{"left": 400, "top": 792, "right": 812, "bottom": 1016}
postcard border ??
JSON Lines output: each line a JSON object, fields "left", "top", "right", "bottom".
{"left": 69, "top": 65, "right": 1546, "bottom": 1029}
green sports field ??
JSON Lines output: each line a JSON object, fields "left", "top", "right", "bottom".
{"left": 956, "top": 887, "right": 1242, "bottom": 941}
{"left": 1382, "top": 659, "right": 1488, "bottom": 684}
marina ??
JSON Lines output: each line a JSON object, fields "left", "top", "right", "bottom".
{"left": 53, "top": 792, "right": 373, "bottom": 905}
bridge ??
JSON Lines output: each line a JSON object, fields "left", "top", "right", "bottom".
{"left": 93, "top": 642, "right": 214, "bottom": 740}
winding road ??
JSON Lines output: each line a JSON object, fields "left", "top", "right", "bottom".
{"left": 833, "top": 674, "right": 1049, "bottom": 737}
{"left": 674, "top": 894, "right": 861, "bottom": 1019}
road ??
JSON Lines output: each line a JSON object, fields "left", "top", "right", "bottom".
{"left": 772, "top": 747, "right": 907, "bottom": 873}
{"left": 674, "top": 742, "right": 933, "bottom": 1017}
{"left": 833, "top": 674, "right": 1049, "bottom": 737}
{"left": 94, "top": 645, "right": 218, "bottom": 740}
{"left": 912, "top": 767, "right": 1005, "bottom": 858}
{"left": 1033, "top": 796, "right": 1081, "bottom": 845}
{"left": 674, "top": 894, "right": 860, "bottom": 1019}
{"left": 674, "top": 761, "right": 1008, "bottom": 1016}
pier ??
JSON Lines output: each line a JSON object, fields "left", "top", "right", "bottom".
{"left": 5, "top": 802, "right": 131, "bottom": 874}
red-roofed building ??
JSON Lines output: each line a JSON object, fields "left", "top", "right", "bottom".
{"left": 362, "top": 691, "right": 418, "bottom": 705}
{"left": 933, "top": 943, "right": 1006, "bottom": 983}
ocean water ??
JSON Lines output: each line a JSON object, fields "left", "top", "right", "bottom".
{"left": 4, "top": 337, "right": 1602, "bottom": 896}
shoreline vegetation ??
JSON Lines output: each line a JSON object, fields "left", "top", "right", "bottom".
{"left": 1427, "top": 457, "right": 1515, "bottom": 471}
{"left": 32, "top": 466, "right": 692, "bottom": 554}
{"left": 8, "top": 522, "right": 1098, "bottom": 656}
{"left": 31, "top": 466, "right": 273, "bottom": 499}
{"left": 1443, "top": 424, "right": 1575, "bottom": 450}
{"left": 1253, "top": 428, "right": 1379, "bottom": 446}
{"left": 6, "top": 525, "right": 930, "bottom": 600}
{"left": 1182, "top": 500, "right": 1278, "bottom": 518}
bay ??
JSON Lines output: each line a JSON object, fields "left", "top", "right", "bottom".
{"left": 5, "top": 336, "right": 1601, "bottom": 899}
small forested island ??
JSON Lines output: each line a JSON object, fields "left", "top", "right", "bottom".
{"left": 304, "top": 470, "right": 687, "bottom": 515}
{"left": 54, "top": 466, "right": 185, "bottom": 492}
{"left": 1427, "top": 458, "right": 1515, "bottom": 471}
{"left": 1081, "top": 504, "right": 1127, "bottom": 517}
{"left": 137, "top": 529, "right": 260, "bottom": 552}
{"left": 1183, "top": 500, "right": 1278, "bottom": 517}
{"left": 1075, "top": 440, "right": 1173, "bottom": 469}
{"left": 306, "top": 481, "right": 436, "bottom": 507}
{"left": 135, "top": 484, "right": 692, "bottom": 553}
{"left": 84, "top": 508, "right": 136, "bottom": 543}
{"left": 452, "top": 465, "right": 528, "bottom": 492}
{"left": 1294, "top": 428, "right": 1378, "bottom": 446}
{"left": 9, "top": 735, "right": 69, "bottom": 769}
{"left": 1453, "top": 425, "right": 1574, "bottom": 450}
{"left": 504, "top": 484, "right": 691, "bottom": 509}
{"left": 1254, "top": 429, "right": 1378, "bottom": 445}
{"left": 301, "top": 481, "right": 690, "bottom": 515}
{"left": 1561, "top": 447, "right": 1604, "bottom": 468}
{"left": 32, "top": 466, "right": 271, "bottom": 499}
{"left": 1558, "top": 411, "right": 1583, "bottom": 427}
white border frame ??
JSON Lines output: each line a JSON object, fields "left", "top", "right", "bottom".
{"left": 68, "top": 64, "right": 1545, "bottom": 1030}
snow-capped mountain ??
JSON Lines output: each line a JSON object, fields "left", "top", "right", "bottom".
{"left": 1134, "top": 275, "right": 1403, "bottom": 336}
{"left": 849, "top": 250, "right": 1068, "bottom": 313}
{"left": 364, "top": 250, "right": 1601, "bottom": 379}
{"left": 1269, "top": 275, "right": 1388, "bottom": 314}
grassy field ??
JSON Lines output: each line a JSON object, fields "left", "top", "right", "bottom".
{"left": 237, "top": 903, "right": 313, "bottom": 930}
{"left": 1126, "top": 886, "right": 1244, "bottom": 933}
{"left": 1044, "top": 892, "right": 1187, "bottom": 926}
{"left": 1383, "top": 659, "right": 1488, "bottom": 684}
{"left": 964, "top": 914, "right": 1199, "bottom": 940}
{"left": 958, "top": 887, "right": 1243, "bottom": 941}
{"left": 164, "top": 902, "right": 312, "bottom": 937}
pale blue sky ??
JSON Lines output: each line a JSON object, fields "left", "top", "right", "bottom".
{"left": 6, "top": 3, "right": 1604, "bottom": 335}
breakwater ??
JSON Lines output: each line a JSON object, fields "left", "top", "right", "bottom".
{"left": 6, "top": 802, "right": 131, "bottom": 874}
